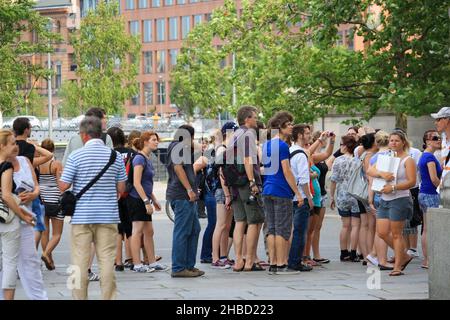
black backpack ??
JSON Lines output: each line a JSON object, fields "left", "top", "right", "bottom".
{"left": 221, "top": 144, "right": 248, "bottom": 187}
{"left": 125, "top": 153, "right": 147, "bottom": 193}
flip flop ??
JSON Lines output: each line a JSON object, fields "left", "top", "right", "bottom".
{"left": 389, "top": 270, "right": 404, "bottom": 276}
{"left": 156, "top": 255, "right": 162, "bottom": 262}
{"left": 313, "top": 258, "right": 330, "bottom": 264}
{"left": 379, "top": 265, "right": 394, "bottom": 271}
{"left": 421, "top": 264, "right": 429, "bottom": 269}
{"left": 41, "top": 255, "right": 55, "bottom": 271}
{"left": 243, "top": 263, "right": 265, "bottom": 272}
{"left": 232, "top": 259, "right": 246, "bottom": 272}
{"left": 401, "top": 256, "right": 414, "bottom": 271}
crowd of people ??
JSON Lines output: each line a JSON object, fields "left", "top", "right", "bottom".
{"left": 0, "top": 105, "right": 448, "bottom": 299}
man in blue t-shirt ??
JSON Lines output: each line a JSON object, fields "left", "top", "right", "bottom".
{"left": 262, "top": 111, "right": 302, "bottom": 275}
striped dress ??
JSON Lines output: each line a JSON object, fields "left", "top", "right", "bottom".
{"left": 39, "top": 161, "right": 64, "bottom": 220}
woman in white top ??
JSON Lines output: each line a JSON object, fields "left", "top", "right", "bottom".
{"left": 8, "top": 143, "right": 48, "bottom": 299}
{"left": 0, "top": 130, "right": 34, "bottom": 300}
{"left": 367, "top": 131, "right": 415, "bottom": 276}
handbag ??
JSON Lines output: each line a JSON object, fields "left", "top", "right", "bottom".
{"left": 0, "top": 193, "right": 21, "bottom": 224}
{"left": 60, "top": 150, "right": 117, "bottom": 217}
{"left": 347, "top": 152, "right": 369, "bottom": 206}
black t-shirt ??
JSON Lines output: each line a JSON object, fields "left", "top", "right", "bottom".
{"left": 16, "top": 140, "right": 35, "bottom": 163}
{"left": 0, "top": 162, "right": 16, "bottom": 192}
{"left": 115, "top": 147, "right": 136, "bottom": 163}
{"left": 333, "top": 149, "right": 343, "bottom": 159}
{"left": 316, "top": 161, "right": 328, "bottom": 196}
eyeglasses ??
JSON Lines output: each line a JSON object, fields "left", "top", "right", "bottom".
{"left": 340, "top": 143, "right": 344, "bottom": 146}
{"left": 430, "top": 136, "right": 441, "bottom": 141}
{"left": 435, "top": 118, "right": 448, "bottom": 122}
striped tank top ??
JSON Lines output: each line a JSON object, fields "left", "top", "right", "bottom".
{"left": 39, "top": 161, "right": 60, "bottom": 204}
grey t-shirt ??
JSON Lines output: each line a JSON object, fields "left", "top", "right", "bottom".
{"left": 166, "top": 141, "right": 197, "bottom": 201}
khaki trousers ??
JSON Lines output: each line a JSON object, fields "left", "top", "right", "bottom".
{"left": 71, "top": 224, "right": 117, "bottom": 300}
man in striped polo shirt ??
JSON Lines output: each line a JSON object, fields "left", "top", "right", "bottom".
{"left": 59, "top": 117, "right": 127, "bottom": 300}
{"left": 432, "top": 106, "right": 450, "bottom": 181}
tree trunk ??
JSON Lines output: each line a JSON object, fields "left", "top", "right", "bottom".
{"left": 395, "top": 112, "right": 408, "bottom": 132}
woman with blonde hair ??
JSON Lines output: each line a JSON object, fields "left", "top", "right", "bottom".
{"left": 38, "top": 138, "right": 64, "bottom": 270}
{"left": 0, "top": 130, "right": 34, "bottom": 300}
{"left": 367, "top": 131, "right": 415, "bottom": 276}
{"left": 128, "top": 131, "right": 166, "bottom": 272}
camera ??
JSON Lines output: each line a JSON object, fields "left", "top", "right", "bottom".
{"left": 329, "top": 131, "right": 335, "bottom": 137}
{"left": 248, "top": 194, "right": 258, "bottom": 203}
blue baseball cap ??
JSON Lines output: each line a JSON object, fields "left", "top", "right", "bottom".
{"left": 221, "top": 122, "right": 238, "bottom": 135}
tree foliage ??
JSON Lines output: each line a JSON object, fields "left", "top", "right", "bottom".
{"left": 0, "top": 0, "right": 57, "bottom": 119}
{"left": 61, "top": 0, "right": 140, "bottom": 116}
{"left": 170, "top": 0, "right": 449, "bottom": 128}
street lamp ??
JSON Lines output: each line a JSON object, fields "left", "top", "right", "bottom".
{"left": 158, "top": 75, "right": 163, "bottom": 117}
{"left": 46, "top": 18, "right": 54, "bottom": 139}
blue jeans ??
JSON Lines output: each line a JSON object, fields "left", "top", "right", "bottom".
{"left": 200, "top": 191, "right": 217, "bottom": 261}
{"left": 288, "top": 200, "right": 310, "bottom": 268}
{"left": 170, "top": 200, "right": 201, "bottom": 273}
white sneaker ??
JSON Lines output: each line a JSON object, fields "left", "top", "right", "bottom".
{"left": 366, "top": 254, "right": 379, "bottom": 266}
{"left": 133, "top": 265, "right": 155, "bottom": 273}
{"left": 407, "top": 249, "right": 420, "bottom": 258}
{"left": 88, "top": 272, "right": 100, "bottom": 281}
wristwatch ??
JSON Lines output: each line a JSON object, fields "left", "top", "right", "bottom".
{"left": 143, "top": 198, "right": 150, "bottom": 205}
{"left": 187, "top": 188, "right": 193, "bottom": 193}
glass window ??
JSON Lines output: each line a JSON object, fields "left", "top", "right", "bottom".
{"left": 169, "top": 49, "right": 178, "bottom": 69}
{"left": 81, "top": 0, "right": 97, "bottom": 17}
{"left": 177, "top": 0, "right": 186, "bottom": 4}
{"left": 169, "top": 17, "right": 178, "bottom": 40}
{"left": 156, "top": 50, "right": 166, "bottom": 73}
{"left": 143, "top": 20, "right": 152, "bottom": 42}
{"left": 165, "top": 0, "right": 174, "bottom": 5}
{"left": 190, "top": 0, "right": 199, "bottom": 3}
{"left": 157, "top": 80, "right": 166, "bottom": 105}
{"left": 143, "top": 51, "right": 153, "bottom": 74}
{"left": 205, "top": 13, "right": 212, "bottom": 21}
{"left": 194, "top": 14, "right": 202, "bottom": 26}
{"left": 126, "top": 0, "right": 135, "bottom": 10}
{"left": 336, "top": 31, "right": 344, "bottom": 46}
{"left": 181, "top": 16, "right": 190, "bottom": 39}
{"left": 156, "top": 18, "right": 165, "bottom": 41}
{"left": 152, "top": 0, "right": 161, "bottom": 7}
{"left": 55, "top": 63, "right": 62, "bottom": 89}
{"left": 143, "top": 82, "right": 153, "bottom": 105}
{"left": 131, "top": 85, "right": 140, "bottom": 105}
{"left": 138, "top": 0, "right": 148, "bottom": 8}
{"left": 130, "top": 21, "right": 139, "bottom": 36}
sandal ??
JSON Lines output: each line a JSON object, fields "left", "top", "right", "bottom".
{"left": 313, "top": 258, "right": 330, "bottom": 264}
{"left": 421, "top": 264, "right": 429, "bottom": 269}
{"left": 155, "top": 255, "right": 162, "bottom": 262}
{"left": 243, "top": 263, "right": 265, "bottom": 272}
{"left": 401, "top": 256, "right": 414, "bottom": 271}
{"left": 41, "top": 255, "right": 55, "bottom": 271}
{"left": 389, "top": 270, "right": 404, "bottom": 276}
{"left": 232, "top": 259, "right": 246, "bottom": 272}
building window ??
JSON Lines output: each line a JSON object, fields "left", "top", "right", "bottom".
{"left": 157, "top": 80, "right": 166, "bottom": 105}
{"left": 126, "top": 0, "right": 135, "bottom": 10}
{"left": 169, "top": 17, "right": 178, "bottom": 40}
{"left": 190, "top": 0, "right": 199, "bottom": 3}
{"left": 138, "top": 0, "right": 148, "bottom": 8}
{"left": 131, "top": 91, "right": 140, "bottom": 105}
{"left": 165, "top": 0, "right": 174, "bottom": 5}
{"left": 143, "top": 82, "right": 153, "bottom": 105}
{"left": 152, "top": 0, "right": 161, "bottom": 7}
{"left": 81, "top": 0, "right": 97, "bottom": 17}
{"left": 156, "top": 50, "right": 166, "bottom": 73}
{"left": 177, "top": 0, "right": 186, "bottom": 4}
{"left": 169, "top": 49, "right": 178, "bottom": 69}
{"left": 143, "top": 51, "right": 153, "bottom": 74}
{"left": 336, "top": 30, "right": 344, "bottom": 46}
{"left": 346, "top": 29, "right": 354, "bottom": 50}
{"left": 194, "top": 14, "right": 202, "bottom": 26}
{"left": 55, "top": 63, "right": 62, "bottom": 89}
{"left": 143, "top": 20, "right": 152, "bottom": 42}
{"left": 156, "top": 18, "right": 165, "bottom": 41}
{"left": 130, "top": 21, "right": 139, "bottom": 36}
{"left": 205, "top": 13, "right": 212, "bottom": 21}
{"left": 181, "top": 16, "right": 190, "bottom": 39}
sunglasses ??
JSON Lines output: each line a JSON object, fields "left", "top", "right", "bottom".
{"left": 430, "top": 136, "right": 441, "bottom": 141}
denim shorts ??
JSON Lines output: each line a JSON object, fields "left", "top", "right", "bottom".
{"left": 320, "top": 194, "right": 328, "bottom": 208}
{"left": 418, "top": 193, "right": 440, "bottom": 214}
{"left": 337, "top": 209, "right": 360, "bottom": 218}
{"left": 215, "top": 188, "right": 226, "bottom": 204}
{"left": 32, "top": 200, "right": 46, "bottom": 232}
{"left": 377, "top": 197, "right": 412, "bottom": 221}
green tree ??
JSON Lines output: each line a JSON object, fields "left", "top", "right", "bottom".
{"left": 171, "top": 0, "right": 449, "bottom": 128}
{"left": 0, "top": 0, "right": 57, "bottom": 124}
{"left": 61, "top": 0, "right": 140, "bottom": 116}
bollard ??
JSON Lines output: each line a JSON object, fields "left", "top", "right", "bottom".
{"left": 428, "top": 174, "right": 450, "bottom": 299}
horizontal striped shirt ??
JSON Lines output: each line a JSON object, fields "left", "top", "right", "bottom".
{"left": 61, "top": 139, "right": 127, "bottom": 225}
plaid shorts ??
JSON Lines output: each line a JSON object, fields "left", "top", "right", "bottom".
{"left": 418, "top": 193, "right": 440, "bottom": 214}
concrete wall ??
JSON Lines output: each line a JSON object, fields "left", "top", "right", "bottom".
{"left": 427, "top": 207, "right": 450, "bottom": 300}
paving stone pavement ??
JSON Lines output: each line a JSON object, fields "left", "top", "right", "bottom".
{"left": 15, "top": 182, "right": 428, "bottom": 300}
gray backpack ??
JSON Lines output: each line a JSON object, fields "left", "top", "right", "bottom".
{"left": 347, "top": 152, "right": 369, "bottom": 206}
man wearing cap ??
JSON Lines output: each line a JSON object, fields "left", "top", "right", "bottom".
{"left": 431, "top": 106, "right": 450, "bottom": 180}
